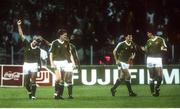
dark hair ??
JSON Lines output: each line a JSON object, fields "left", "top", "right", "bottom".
{"left": 57, "top": 29, "right": 67, "bottom": 37}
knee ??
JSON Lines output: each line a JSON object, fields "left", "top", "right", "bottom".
{"left": 24, "top": 80, "right": 30, "bottom": 86}
{"left": 149, "top": 78, "right": 154, "bottom": 83}
{"left": 124, "top": 75, "right": 131, "bottom": 81}
{"left": 156, "top": 76, "right": 162, "bottom": 81}
{"left": 55, "top": 79, "right": 64, "bottom": 84}
{"left": 31, "top": 79, "right": 36, "bottom": 83}
{"left": 59, "top": 80, "right": 64, "bottom": 85}
{"left": 67, "top": 81, "right": 72, "bottom": 86}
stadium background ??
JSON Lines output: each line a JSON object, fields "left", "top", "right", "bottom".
{"left": 0, "top": 0, "right": 180, "bottom": 65}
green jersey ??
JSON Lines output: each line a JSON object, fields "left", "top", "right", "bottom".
{"left": 114, "top": 41, "right": 136, "bottom": 63}
{"left": 145, "top": 36, "right": 167, "bottom": 57}
{"left": 23, "top": 39, "right": 40, "bottom": 63}
{"left": 49, "top": 39, "right": 71, "bottom": 61}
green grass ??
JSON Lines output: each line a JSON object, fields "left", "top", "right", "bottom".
{"left": 0, "top": 85, "right": 180, "bottom": 108}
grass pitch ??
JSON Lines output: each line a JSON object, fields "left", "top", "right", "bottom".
{"left": 0, "top": 85, "right": 180, "bottom": 108}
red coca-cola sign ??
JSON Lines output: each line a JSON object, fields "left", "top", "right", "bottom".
{"left": 0, "top": 65, "right": 55, "bottom": 87}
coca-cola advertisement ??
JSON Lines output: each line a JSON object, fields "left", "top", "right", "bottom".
{"left": 0, "top": 65, "right": 55, "bottom": 87}
{"left": 1, "top": 65, "right": 23, "bottom": 86}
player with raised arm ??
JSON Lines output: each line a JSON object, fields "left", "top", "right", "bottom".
{"left": 17, "top": 20, "right": 42, "bottom": 100}
{"left": 111, "top": 34, "right": 137, "bottom": 97}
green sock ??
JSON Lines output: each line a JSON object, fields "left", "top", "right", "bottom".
{"left": 31, "top": 83, "right": 36, "bottom": 97}
{"left": 125, "top": 80, "right": 133, "bottom": 93}
{"left": 155, "top": 76, "right": 162, "bottom": 91}
{"left": 150, "top": 80, "right": 155, "bottom": 94}
{"left": 55, "top": 82, "right": 60, "bottom": 95}
{"left": 59, "top": 84, "right": 64, "bottom": 97}
{"left": 68, "top": 85, "right": 73, "bottom": 97}
{"left": 112, "top": 79, "right": 121, "bottom": 90}
{"left": 24, "top": 75, "right": 31, "bottom": 93}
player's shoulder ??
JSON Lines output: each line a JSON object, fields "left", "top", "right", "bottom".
{"left": 115, "top": 41, "right": 124, "bottom": 49}
{"left": 147, "top": 38, "right": 152, "bottom": 42}
{"left": 70, "top": 43, "right": 76, "bottom": 47}
{"left": 117, "top": 41, "right": 125, "bottom": 46}
{"left": 23, "top": 38, "right": 31, "bottom": 45}
{"left": 51, "top": 39, "right": 59, "bottom": 44}
{"left": 156, "top": 36, "right": 165, "bottom": 40}
{"left": 153, "top": 36, "right": 166, "bottom": 43}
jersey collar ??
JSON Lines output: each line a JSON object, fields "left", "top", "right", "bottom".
{"left": 151, "top": 36, "right": 158, "bottom": 41}
{"left": 124, "top": 40, "right": 131, "bottom": 46}
{"left": 30, "top": 42, "right": 38, "bottom": 49}
{"left": 58, "top": 39, "right": 64, "bottom": 44}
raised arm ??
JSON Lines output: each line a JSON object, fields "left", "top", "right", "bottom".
{"left": 42, "top": 37, "right": 51, "bottom": 46}
{"left": 17, "top": 20, "right": 25, "bottom": 41}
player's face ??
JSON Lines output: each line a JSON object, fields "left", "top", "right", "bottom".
{"left": 147, "top": 32, "right": 153, "bottom": 38}
{"left": 60, "top": 33, "right": 69, "bottom": 42}
{"left": 126, "top": 35, "right": 133, "bottom": 43}
{"left": 31, "top": 40, "right": 39, "bottom": 47}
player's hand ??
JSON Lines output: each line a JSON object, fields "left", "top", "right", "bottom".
{"left": 72, "top": 63, "right": 76, "bottom": 69}
{"left": 140, "top": 46, "right": 145, "bottom": 51}
{"left": 128, "top": 58, "right": 133, "bottom": 65}
{"left": 161, "top": 46, "right": 167, "bottom": 52}
{"left": 17, "top": 20, "right": 22, "bottom": 25}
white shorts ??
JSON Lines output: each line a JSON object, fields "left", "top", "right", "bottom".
{"left": 23, "top": 62, "right": 38, "bottom": 75}
{"left": 54, "top": 60, "right": 73, "bottom": 72}
{"left": 118, "top": 62, "right": 130, "bottom": 70}
{"left": 146, "top": 57, "right": 162, "bottom": 68}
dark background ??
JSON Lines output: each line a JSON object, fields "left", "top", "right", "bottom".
{"left": 0, "top": 0, "right": 180, "bottom": 65}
